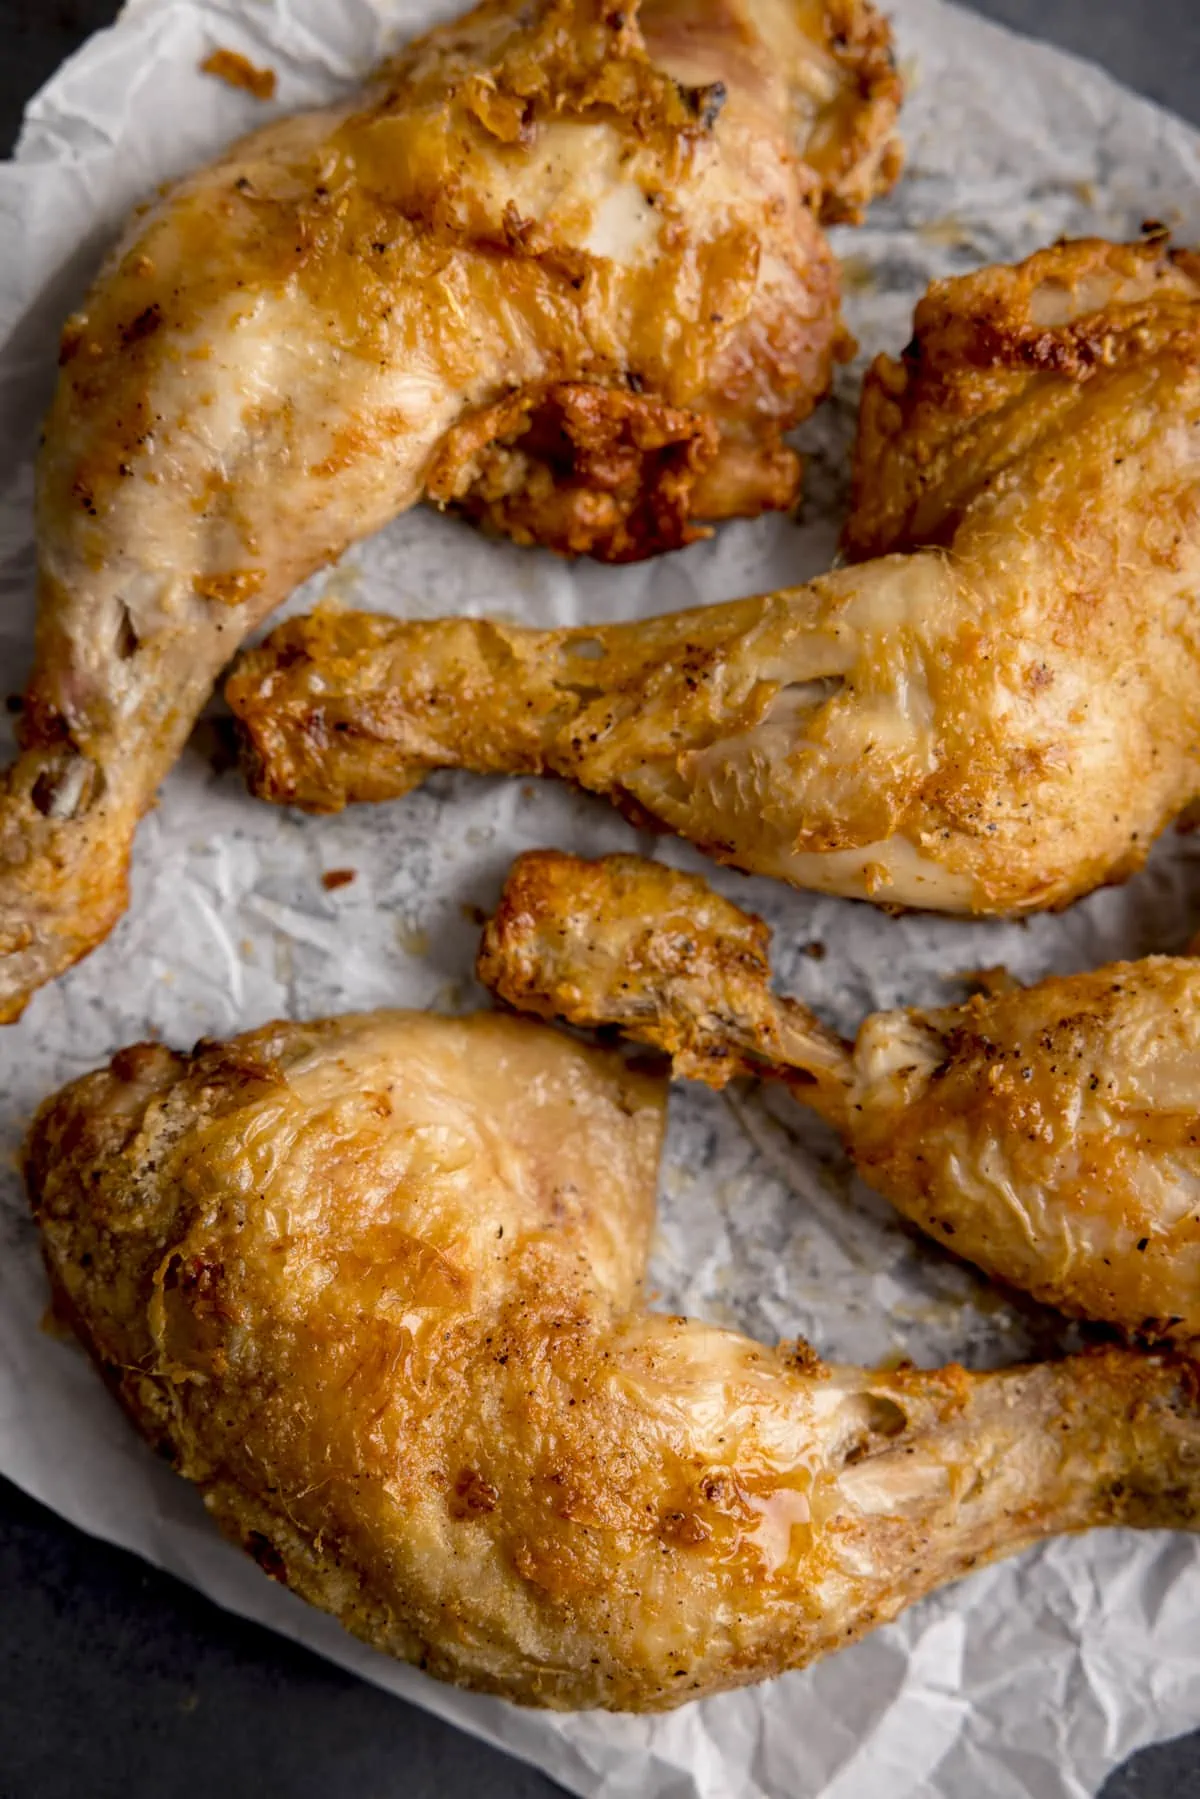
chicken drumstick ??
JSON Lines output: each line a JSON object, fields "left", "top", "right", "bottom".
{"left": 232, "top": 238, "right": 1200, "bottom": 919}
{"left": 27, "top": 1009, "right": 1200, "bottom": 1710}
{"left": 479, "top": 850, "right": 1200, "bottom": 1340}
{"left": 0, "top": 0, "right": 900, "bottom": 1022}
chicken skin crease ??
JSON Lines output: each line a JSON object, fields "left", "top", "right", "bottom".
{"left": 231, "top": 238, "right": 1200, "bottom": 920}
{"left": 26, "top": 1010, "right": 1200, "bottom": 1710}
{"left": 0, "top": 0, "right": 902, "bottom": 1025}
{"left": 479, "top": 850, "right": 1200, "bottom": 1340}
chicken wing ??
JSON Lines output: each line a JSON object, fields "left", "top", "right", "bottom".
{"left": 27, "top": 1010, "right": 1200, "bottom": 1709}
{"left": 231, "top": 238, "right": 1200, "bottom": 918}
{"left": 479, "top": 850, "right": 1200, "bottom": 1339}
{"left": 0, "top": 0, "right": 901, "bottom": 1024}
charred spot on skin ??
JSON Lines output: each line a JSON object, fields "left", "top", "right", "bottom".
{"left": 700, "top": 1472, "right": 734, "bottom": 1506}
{"left": 663, "top": 1509, "right": 711, "bottom": 1546}
{"left": 73, "top": 479, "right": 99, "bottom": 519}
{"left": 120, "top": 304, "right": 163, "bottom": 349}
{"left": 175, "top": 1252, "right": 225, "bottom": 1300}
{"left": 245, "top": 1531, "right": 289, "bottom": 1582}
{"left": 262, "top": 635, "right": 315, "bottom": 675}
{"left": 18, "top": 694, "right": 72, "bottom": 753}
{"left": 678, "top": 80, "right": 727, "bottom": 133}
{"left": 449, "top": 1468, "right": 499, "bottom": 1520}
{"left": 783, "top": 1338, "right": 825, "bottom": 1376}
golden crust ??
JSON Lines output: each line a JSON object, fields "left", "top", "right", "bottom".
{"left": 480, "top": 847, "right": 849, "bottom": 1090}
{"left": 796, "top": 0, "right": 905, "bottom": 224}
{"left": 846, "top": 235, "right": 1200, "bottom": 559}
{"left": 425, "top": 381, "right": 727, "bottom": 560}
{"left": 0, "top": 0, "right": 902, "bottom": 1022}
{"left": 26, "top": 1008, "right": 1200, "bottom": 1708}
{"left": 854, "top": 961, "right": 1200, "bottom": 1339}
{"left": 479, "top": 849, "right": 1200, "bottom": 1339}
{"left": 231, "top": 237, "right": 1200, "bottom": 921}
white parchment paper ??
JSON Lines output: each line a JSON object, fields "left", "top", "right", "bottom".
{"left": 2, "top": 3, "right": 1200, "bottom": 1794}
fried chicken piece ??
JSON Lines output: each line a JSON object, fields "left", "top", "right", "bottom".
{"left": 27, "top": 1010, "right": 1200, "bottom": 1710}
{"left": 0, "top": 0, "right": 902, "bottom": 1024}
{"left": 231, "top": 238, "right": 1200, "bottom": 919}
{"left": 479, "top": 850, "right": 1200, "bottom": 1340}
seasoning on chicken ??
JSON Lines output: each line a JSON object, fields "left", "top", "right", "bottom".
{"left": 232, "top": 238, "right": 1200, "bottom": 918}
{"left": 479, "top": 849, "right": 1200, "bottom": 1339}
{"left": 27, "top": 1010, "right": 1200, "bottom": 1710}
{"left": 0, "top": 0, "right": 901, "bottom": 1022}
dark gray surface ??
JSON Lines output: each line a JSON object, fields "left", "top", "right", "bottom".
{"left": 1, "top": 1, "right": 1199, "bottom": 1795}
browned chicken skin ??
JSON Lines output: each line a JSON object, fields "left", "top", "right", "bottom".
{"left": 231, "top": 238, "right": 1200, "bottom": 919}
{"left": 26, "top": 1011, "right": 1200, "bottom": 1710}
{"left": 0, "top": 0, "right": 900, "bottom": 1023}
{"left": 479, "top": 850, "right": 1200, "bottom": 1340}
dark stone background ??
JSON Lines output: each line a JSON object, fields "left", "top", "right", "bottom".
{"left": 1, "top": 2, "right": 1198, "bottom": 1794}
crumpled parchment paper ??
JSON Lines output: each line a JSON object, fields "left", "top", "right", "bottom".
{"left": 2, "top": 3, "right": 1200, "bottom": 1795}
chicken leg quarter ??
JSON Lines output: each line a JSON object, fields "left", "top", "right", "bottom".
{"left": 26, "top": 1010, "right": 1200, "bottom": 1710}
{"left": 0, "top": 0, "right": 901, "bottom": 1023}
{"left": 232, "top": 238, "right": 1200, "bottom": 917}
{"left": 479, "top": 850, "right": 1200, "bottom": 1339}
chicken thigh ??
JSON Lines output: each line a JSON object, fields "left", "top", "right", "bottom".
{"left": 232, "top": 238, "right": 1200, "bottom": 918}
{"left": 479, "top": 850, "right": 1200, "bottom": 1339}
{"left": 0, "top": 0, "right": 900, "bottom": 1023}
{"left": 27, "top": 1009, "right": 1200, "bottom": 1710}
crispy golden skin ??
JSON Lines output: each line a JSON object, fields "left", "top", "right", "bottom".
{"left": 0, "top": 0, "right": 901, "bottom": 1024}
{"left": 846, "top": 233, "right": 1200, "bottom": 558}
{"left": 230, "top": 238, "right": 1200, "bottom": 919}
{"left": 480, "top": 850, "right": 1200, "bottom": 1339}
{"left": 26, "top": 1009, "right": 1200, "bottom": 1709}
